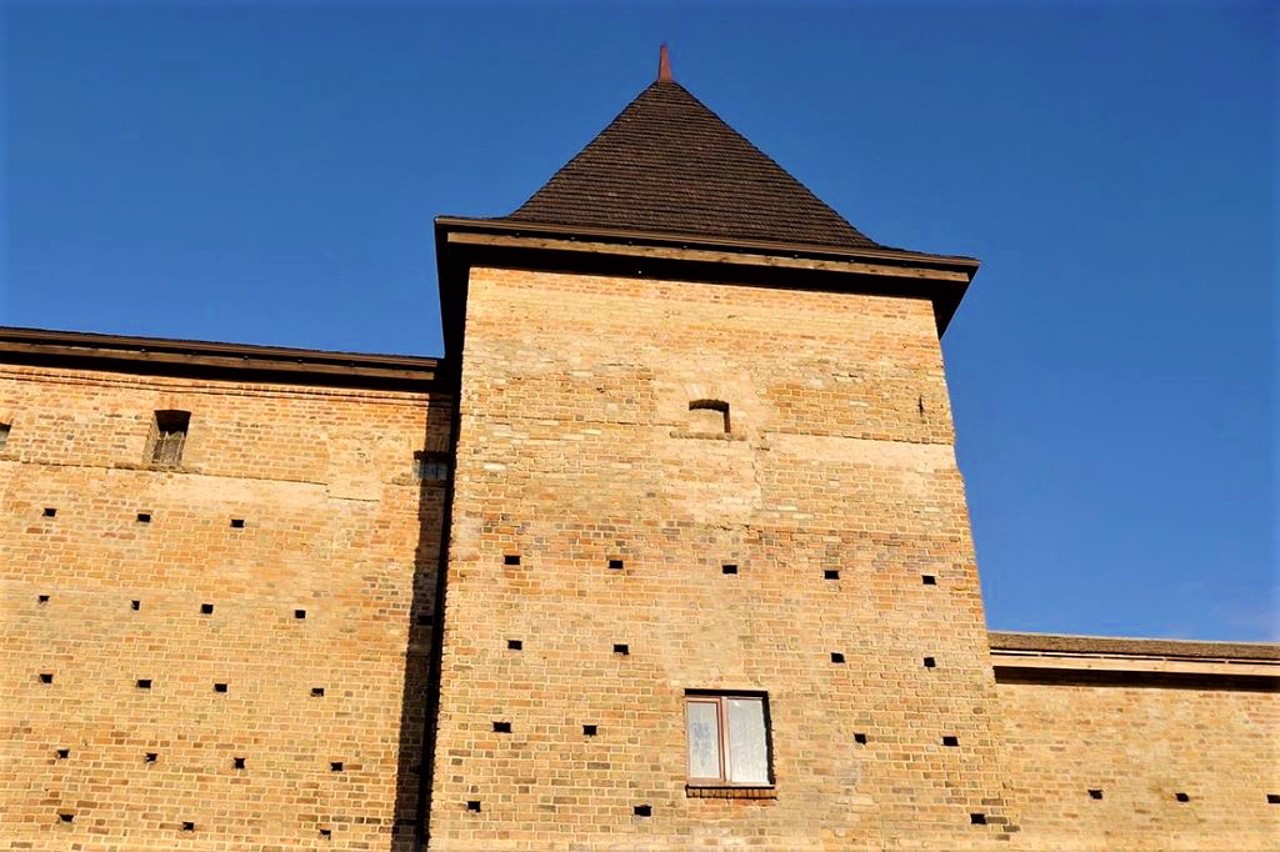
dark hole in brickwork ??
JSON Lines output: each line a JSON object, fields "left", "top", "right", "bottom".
{"left": 233, "top": 757, "right": 245, "bottom": 770}
{"left": 922, "top": 574, "right": 937, "bottom": 585}
{"left": 923, "top": 657, "right": 937, "bottom": 668}
{"left": 1267, "top": 794, "right": 1280, "bottom": 804}
{"left": 942, "top": 736, "right": 959, "bottom": 747}
{"left": 38, "top": 594, "right": 49, "bottom": 604}
{"left": 466, "top": 801, "right": 481, "bottom": 813}
{"left": 39, "top": 673, "right": 53, "bottom": 684}
{"left": 1088, "top": 789, "right": 1103, "bottom": 800}
{"left": 1175, "top": 792, "right": 1190, "bottom": 803}
{"left": 504, "top": 554, "right": 520, "bottom": 566}
{"left": 507, "top": 639, "right": 523, "bottom": 650}
{"left": 145, "top": 752, "right": 157, "bottom": 763}
{"left": 608, "top": 559, "right": 624, "bottom": 570}
{"left": 182, "top": 821, "right": 195, "bottom": 832}
{"left": 330, "top": 761, "right": 344, "bottom": 772}
{"left": 58, "top": 813, "right": 74, "bottom": 823}
{"left": 633, "top": 804, "right": 652, "bottom": 817}
{"left": 56, "top": 748, "right": 70, "bottom": 759}
{"left": 613, "top": 643, "right": 630, "bottom": 656}
{"left": 311, "top": 687, "right": 326, "bottom": 697}
{"left": 722, "top": 564, "right": 738, "bottom": 575}
{"left": 294, "top": 609, "right": 307, "bottom": 620}
{"left": 230, "top": 518, "right": 245, "bottom": 528}
{"left": 137, "top": 679, "right": 152, "bottom": 689}
{"left": 201, "top": 603, "right": 214, "bottom": 615}
{"left": 137, "top": 513, "right": 151, "bottom": 523}
{"left": 970, "top": 813, "right": 987, "bottom": 825}
{"left": 214, "top": 683, "right": 228, "bottom": 693}
{"left": 854, "top": 733, "right": 868, "bottom": 745}
{"left": 824, "top": 569, "right": 839, "bottom": 580}
{"left": 492, "top": 721, "right": 512, "bottom": 733}
{"left": 43, "top": 507, "right": 56, "bottom": 518}
{"left": 831, "top": 652, "right": 845, "bottom": 664}
{"left": 320, "top": 828, "right": 332, "bottom": 838}
{"left": 131, "top": 600, "right": 141, "bottom": 611}
{"left": 583, "top": 725, "right": 598, "bottom": 736}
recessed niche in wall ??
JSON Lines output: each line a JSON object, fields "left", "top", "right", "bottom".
{"left": 688, "top": 399, "right": 730, "bottom": 434}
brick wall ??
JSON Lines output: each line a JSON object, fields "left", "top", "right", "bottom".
{"left": 427, "top": 267, "right": 1017, "bottom": 849}
{"left": 996, "top": 674, "right": 1280, "bottom": 850}
{"left": 0, "top": 364, "right": 450, "bottom": 850}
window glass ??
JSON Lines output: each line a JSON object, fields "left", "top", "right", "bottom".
{"left": 686, "top": 700, "right": 721, "bottom": 779}
{"left": 727, "top": 697, "right": 769, "bottom": 783}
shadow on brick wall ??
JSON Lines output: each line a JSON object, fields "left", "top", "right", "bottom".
{"left": 392, "top": 396, "right": 456, "bottom": 851}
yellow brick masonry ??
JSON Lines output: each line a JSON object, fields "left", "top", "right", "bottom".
{"left": 428, "top": 267, "right": 1018, "bottom": 850}
{"left": 0, "top": 364, "right": 450, "bottom": 850}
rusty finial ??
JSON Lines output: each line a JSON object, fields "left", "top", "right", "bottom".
{"left": 657, "top": 43, "right": 673, "bottom": 82}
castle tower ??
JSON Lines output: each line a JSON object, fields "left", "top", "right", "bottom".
{"left": 427, "top": 51, "right": 1014, "bottom": 848}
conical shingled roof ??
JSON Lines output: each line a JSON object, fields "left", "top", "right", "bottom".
{"left": 505, "top": 79, "right": 882, "bottom": 251}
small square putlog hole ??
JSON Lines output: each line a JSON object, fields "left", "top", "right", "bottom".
{"left": 55, "top": 748, "right": 70, "bottom": 759}
{"left": 721, "top": 563, "right": 738, "bottom": 575}
{"left": 131, "top": 600, "right": 141, "bottom": 611}
{"left": 230, "top": 518, "right": 245, "bottom": 528}
{"left": 319, "top": 828, "right": 332, "bottom": 838}
{"left": 416, "top": 613, "right": 433, "bottom": 626}
{"left": 503, "top": 554, "right": 520, "bottom": 566}
{"left": 330, "top": 761, "right": 344, "bottom": 772}
{"left": 137, "top": 678, "right": 152, "bottom": 689}
{"left": 854, "top": 732, "right": 868, "bottom": 745}
{"left": 970, "top": 813, "right": 987, "bottom": 825}
{"left": 583, "top": 725, "right": 598, "bottom": 736}
{"left": 922, "top": 574, "right": 937, "bottom": 585}
{"left": 294, "top": 609, "right": 306, "bottom": 620}
{"left": 824, "top": 569, "right": 839, "bottom": 580}
{"left": 1088, "top": 789, "right": 1103, "bottom": 800}
{"left": 58, "top": 813, "right": 74, "bottom": 823}
{"left": 830, "top": 652, "right": 845, "bottom": 664}
{"left": 633, "top": 804, "right": 652, "bottom": 818}
{"left": 43, "top": 507, "right": 56, "bottom": 518}
{"left": 181, "top": 821, "right": 195, "bottom": 832}
{"left": 311, "top": 687, "right": 326, "bottom": 697}
{"left": 942, "top": 736, "right": 959, "bottom": 747}
{"left": 923, "top": 656, "right": 937, "bottom": 668}
{"left": 136, "top": 513, "right": 151, "bottom": 523}
{"left": 608, "top": 559, "right": 624, "bottom": 570}
{"left": 144, "top": 752, "right": 158, "bottom": 763}
{"left": 39, "top": 673, "right": 53, "bottom": 684}
{"left": 37, "top": 594, "right": 49, "bottom": 604}
{"left": 492, "top": 721, "right": 512, "bottom": 733}
{"left": 233, "top": 757, "right": 246, "bottom": 770}
{"left": 612, "top": 643, "right": 630, "bottom": 656}
{"left": 1175, "top": 792, "right": 1190, "bottom": 803}
{"left": 213, "top": 683, "right": 228, "bottom": 693}
{"left": 200, "top": 603, "right": 214, "bottom": 615}
{"left": 1267, "top": 794, "right": 1280, "bottom": 804}
{"left": 466, "top": 800, "right": 481, "bottom": 813}
{"left": 507, "top": 639, "right": 523, "bottom": 651}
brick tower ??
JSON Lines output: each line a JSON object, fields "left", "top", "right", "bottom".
{"left": 427, "top": 49, "right": 1014, "bottom": 848}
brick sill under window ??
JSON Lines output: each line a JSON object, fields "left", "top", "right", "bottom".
{"left": 685, "top": 785, "right": 777, "bottom": 800}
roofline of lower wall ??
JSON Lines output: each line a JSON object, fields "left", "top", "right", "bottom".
{"left": 433, "top": 215, "right": 980, "bottom": 361}
{"left": 989, "top": 630, "right": 1280, "bottom": 690}
{"left": 0, "top": 326, "right": 452, "bottom": 392}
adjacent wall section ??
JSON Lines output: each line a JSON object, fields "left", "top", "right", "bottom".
{"left": 991, "top": 633, "right": 1280, "bottom": 851}
{"left": 428, "top": 267, "right": 1017, "bottom": 850}
{"left": 0, "top": 356, "right": 450, "bottom": 849}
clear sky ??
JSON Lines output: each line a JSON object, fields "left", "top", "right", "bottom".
{"left": 2, "top": 1, "right": 1275, "bottom": 641}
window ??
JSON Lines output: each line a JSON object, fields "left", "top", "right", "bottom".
{"left": 685, "top": 693, "right": 771, "bottom": 786}
{"left": 149, "top": 410, "right": 190, "bottom": 467}
{"left": 413, "top": 450, "right": 451, "bottom": 483}
{"left": 688, "top": 399, "right": 730, "bottom": 434}
{"left": 0, "top": 422, "right": 9, "bottom": 450}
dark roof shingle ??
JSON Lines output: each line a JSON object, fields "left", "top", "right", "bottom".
{"left": 505, "top": 80, "right": 882, "bottom": 250}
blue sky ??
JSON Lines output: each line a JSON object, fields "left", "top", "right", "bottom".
{"left": 2, "top": 1, "right": 1274, "bottom": 641}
